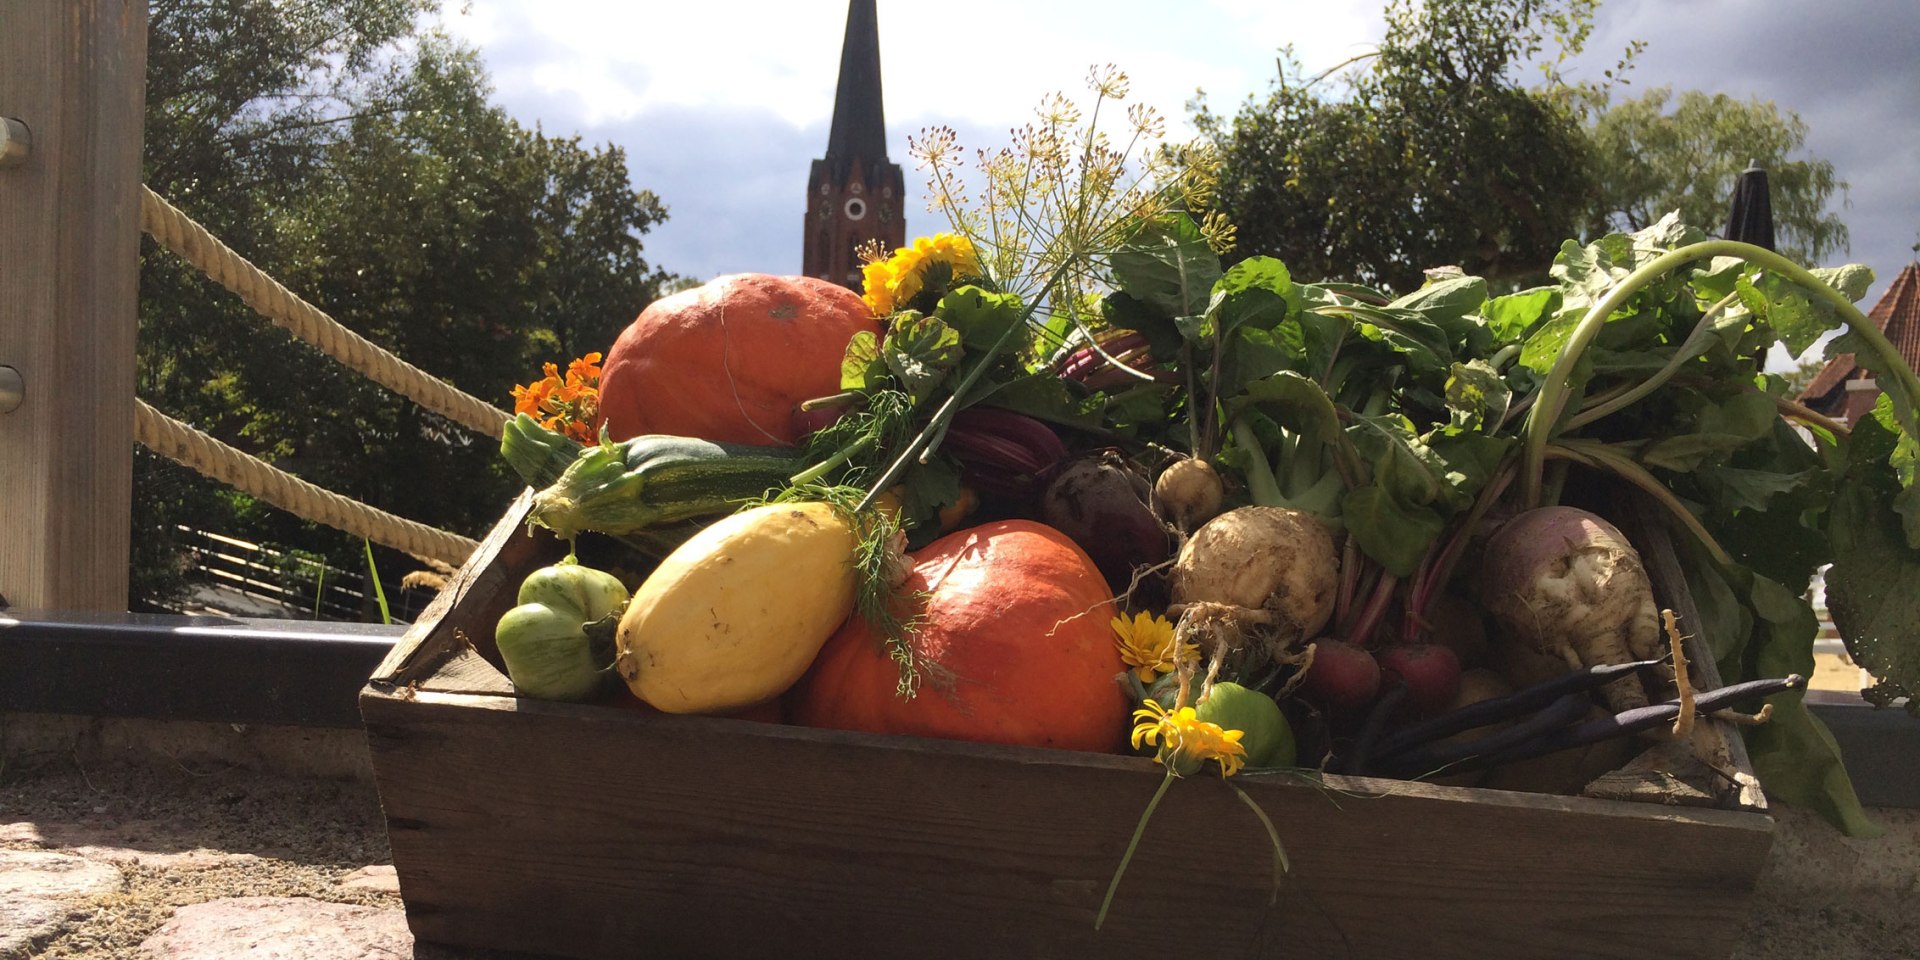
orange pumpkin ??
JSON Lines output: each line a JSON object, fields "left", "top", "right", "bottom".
{"left": 597, "top": 273, "right": 880, "bottom": 445}
{"left": 793, "top": 520, "right": 1128, "bottom": 753}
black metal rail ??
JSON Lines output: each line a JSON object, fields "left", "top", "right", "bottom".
{"left": 0, "top": 611, "right": 1913, "bottom": 807}
{"left": 0, "top": 610, "right": 401, "bottom": 728}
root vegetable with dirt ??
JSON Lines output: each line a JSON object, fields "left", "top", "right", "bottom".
{"left": 1478, "top": 506, "right": 1664, "bottom": 712}
{"left": 1168, "top": 506, "right": 1338, "bottom": 658}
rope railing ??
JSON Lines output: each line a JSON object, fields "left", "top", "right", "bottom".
{"left": 140, "top": 186, "right": 512, "bottom": 436}
{"left": 135, "top": 399, "right": 479, "bottom": 567}
{"left": 133, "top": 184, "right": 515, "bottom": 570}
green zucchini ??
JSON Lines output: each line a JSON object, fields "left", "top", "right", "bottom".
{"left": 501, "top": 414, "right": 585, "bottom": 489}
{"left": 527, "top": 428, "right": 810, "bottom": 540}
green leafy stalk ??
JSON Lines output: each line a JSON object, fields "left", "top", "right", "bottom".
{"left": 1095, "top": 770, "right": 1175, "bottom": 931}
{"left": 1231, "top": 418, "right": 1287, "bottom": 506}
{"left": 362, "top": 539, "right": 391, "bottom": 625}
{"left": 1229, "top": 782, "right": 1290, "bottom": 905}
{"left": 790, "top": 434, "right": 875, "bottom": 487}
{"left": 1521, "top": 240, "right": 1920, "bottom": 506}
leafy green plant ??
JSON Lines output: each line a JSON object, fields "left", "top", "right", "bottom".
{"left": 1080, "top": 207, "right": 1906, "bottom": 835}
{"left": 363, "top": 538, "right": 392, "bottom": 626}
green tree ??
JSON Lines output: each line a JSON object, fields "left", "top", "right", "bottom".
{"left": 133, "top": 0, "right": 675, "bottom": 611}
{"left": 1192, "top": 0, "right": 1608, "bottom": 292}
{"left": 1584, "top": 86, "right": 1849, "bottom": 266}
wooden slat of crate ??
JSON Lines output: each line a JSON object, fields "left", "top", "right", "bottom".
{"left": 362, "top": 688, "right": 1769, "bottom": 960}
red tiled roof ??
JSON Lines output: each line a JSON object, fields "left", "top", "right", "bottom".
{"left": 1799, "top": 262, "right": 1920, "bottom": 404}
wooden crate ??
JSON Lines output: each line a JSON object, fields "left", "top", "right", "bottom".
{"left": 361, "top": 491, "right": 1775, "bottom": 960}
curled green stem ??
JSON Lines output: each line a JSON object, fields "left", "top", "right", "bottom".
{"left": 1547, "top": 440, "right": 1733, "bottom": 567}
{"left": 1566, "top": 292, "right": 1741, "bottom": 431}
{"left": 1522, "top": 240, "right": 1920, "bottom": 507}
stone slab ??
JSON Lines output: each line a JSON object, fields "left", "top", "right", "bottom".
{"left": 334, "top": 865, "right": 400, "bottom": 895}
{"left": 140, "top": 896, "right": 412, "bottom": 959}
{"left": 0, "top": 895, "right": 69, "bottom": 960}
{"left": 0, "top": 849, "right": 121, "bottom": 898}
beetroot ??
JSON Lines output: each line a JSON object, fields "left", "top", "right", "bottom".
{"left": 1039, "top": 450, "right": 1173, "bottom": 592}
{"left": 1299, "top": 638, "right": 1381, "bottom": 714}
{"left": 1378, "top": 643, "right": 1463, "bottom": 716}
{"left": 944, "top": 408, "right": 1069, "bottom": 501}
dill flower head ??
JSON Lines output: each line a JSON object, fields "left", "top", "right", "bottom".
{"left": 1130, "top": 699, "right": 1247, "bottom": 778}
{"left": 1111, "top": 611, "right": 1198, "bottom": 683}
{"left": 861, "top": 234, "right": 982, "bottom": 317}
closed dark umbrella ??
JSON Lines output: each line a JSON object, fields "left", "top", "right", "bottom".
{"left": 1725, "top": 161, "right": 1776, "bottom": 251}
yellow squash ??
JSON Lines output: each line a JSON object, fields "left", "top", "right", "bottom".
{"left": 615, "top": 501, "right": 857, "bottom": 713}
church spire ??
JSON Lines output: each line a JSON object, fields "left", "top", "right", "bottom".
{"left": 803, "top": 0, "right": 905, "bottom": 291}
{"left": 825, "top": 0, "right": 886, "bottom": 164}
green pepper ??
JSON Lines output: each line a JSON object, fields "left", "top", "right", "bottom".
{"left": 494, "top": 558, "right": 630, "bottom": 701}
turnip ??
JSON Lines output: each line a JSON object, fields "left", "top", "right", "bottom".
{"left": 1169, "top": 506, "right": 1337, "bottom": 652}
{"left": 1478, "top": 506, "right": 1662, "bottom": 712}
{"left": 1153, "top": 457, "right": 1224, "bottom": 532}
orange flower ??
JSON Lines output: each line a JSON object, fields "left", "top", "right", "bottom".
{"left": 512, "top": 376, "right": 556, "bottom": 416}
{"left": 513, "top": 352, "right": 603, "bottom": 444}
{"left": 566, "top": 351, "right": 603, "bottom": 383}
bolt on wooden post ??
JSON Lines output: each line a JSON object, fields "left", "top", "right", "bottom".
{"left": 0, "top": 1, "right": 148, "bottom": 611}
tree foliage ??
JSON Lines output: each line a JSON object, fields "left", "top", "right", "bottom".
{"left": 133, "top": 0, "right": 675, "bottom": 611}
{"left": 1584, "top": 86, "right": 1849, "bottom": 266}
{"left": 1192, "top": 0, "right": 1608, "bottom": 293}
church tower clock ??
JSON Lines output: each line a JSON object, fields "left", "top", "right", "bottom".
{"left": 803, "top": 0, "right": 905, "bottom": 291}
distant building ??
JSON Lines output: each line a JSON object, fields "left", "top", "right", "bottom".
{"left": 802, "top": 0, "right": 905, "bottom": 291}
{"left": 1799, "top": 262, "right": 1920, "bottom": 423}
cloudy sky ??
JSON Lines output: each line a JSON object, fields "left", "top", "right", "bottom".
{"left": 439, "top": 0, "right": 1920, "bottom": 333}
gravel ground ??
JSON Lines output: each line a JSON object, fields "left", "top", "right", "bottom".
{"left": 0, "top": 756, "right": 396, "bottom": 958}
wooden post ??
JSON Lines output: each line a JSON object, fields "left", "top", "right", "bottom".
{"left": 0, "top": 1, "right": 147, "bottom": 611}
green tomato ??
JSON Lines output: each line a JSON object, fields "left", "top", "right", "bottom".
{"left": 1195, "top": 682, "right": 1296, "bottom": 769}
{"left": 496, "top": 561, "right": 629, "bottom": 702}
{"left": 516, "top": 561, "right": 628, "bottom": 621}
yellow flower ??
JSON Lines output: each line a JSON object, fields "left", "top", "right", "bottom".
{"left": 1111, "top": 611, "right": 1197, "bottom": 683}
{"left": 1130, "top": 699, "right": 1246, "bottom": 778}
{"left": 860, "top": 233, "right": 982, "bottom": 317}
{"left": 860, "top": 257, "right": 901, "bottom": 314}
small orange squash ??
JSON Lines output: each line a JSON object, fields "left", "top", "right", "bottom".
{"left": 597, "top": 273, "right": 880, "bottom": 445}
{"left": 793, "top": 520, "right": 1128, "bottom": 753}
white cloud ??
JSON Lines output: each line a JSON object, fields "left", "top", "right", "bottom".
{"left": 440, "top": 0, "right": 1387, "bottom": 135}
{"left": 438, "top": 0, "right": 1918, "bottom": 295}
